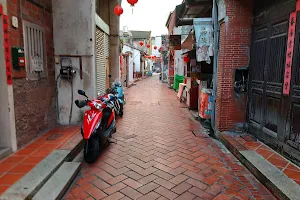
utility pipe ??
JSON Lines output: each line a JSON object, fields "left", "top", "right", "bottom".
{"left": 211, "top": 0, "right": 219, "bottom": 131}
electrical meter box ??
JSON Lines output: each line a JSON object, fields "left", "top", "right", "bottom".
{"left": 12, "top": 47, "right": 25, "bottom": 71}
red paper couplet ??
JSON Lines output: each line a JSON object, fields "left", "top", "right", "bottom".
{"left": 283, "top": 12, "right": 296, "bottom": 96}
{"left": 297, "top": 0, "right": 300, "bottom": 11}
{"left": 2, "top": 15, "right": 12, "bottom": 85}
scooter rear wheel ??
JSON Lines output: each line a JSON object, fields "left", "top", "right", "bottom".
{"left": 84, "top": 138, "right": 100, "bottom": 164}
{"left": 119, "top": 103, "right": 124, "bottom": 117}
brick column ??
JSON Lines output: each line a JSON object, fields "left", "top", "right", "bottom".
{"left": 215, "top": 0, "right": 253, "bottom": 131}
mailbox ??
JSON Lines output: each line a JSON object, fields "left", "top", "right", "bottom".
{"left": 12, "top": 47, "right": 25, "bottom": 71}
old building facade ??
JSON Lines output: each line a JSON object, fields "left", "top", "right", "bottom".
{"left": 0, "top": 0, "right": 121, "bottom": 156}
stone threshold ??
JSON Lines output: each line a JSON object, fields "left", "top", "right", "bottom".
{"left": 220, "top": 132, "right": 300, "bottom": 200}
{"left": 0, "top": 126, "right": 83, "bottom": 196}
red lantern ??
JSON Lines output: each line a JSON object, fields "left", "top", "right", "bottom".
{"left": 183, "top": 56, "right": 190, "bottom": 63}
{"left": 159, "top": 47, "right": 163, "bottom": 51}
{"left": 146, "top": 44, "right": 150, "bottom": 48}
{"left": 114, "top": 5, "right": 123, "bottom": 16}
{"left": 154, "top": 46, "right": 157, "bottom": 50}
{"left": 139, "top": 41, "right": 144, "bottom": 46}
{"left": 127, "top": 0, "right": 138, "bottom": 6}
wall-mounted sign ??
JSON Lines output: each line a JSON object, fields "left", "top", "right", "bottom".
{"left": 283, "top": 12, "right": 297, "bottom": 96}
{"left": 169, "top": 35, "right": 181, "bottom": 50}
{"left": 30, "top": 56, "right": 44, "bottom": 72}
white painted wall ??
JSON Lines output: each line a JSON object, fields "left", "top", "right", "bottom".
{"left": 122, "top": 45, "right": 141, "bottom": 82}
{"left": 52, "top": 0, "right": 96, "bottom": 125}
{"left": 0, "top": 0, "right": 17, "bottom": 151}
{"left": 152, "top": 36, "right": 162, "bottom": 57}
{"left": 133, "top": 50, "right": 141, "bottom": 72}
{"left": 173, "top": 26, "right": 184, "bottom": 76}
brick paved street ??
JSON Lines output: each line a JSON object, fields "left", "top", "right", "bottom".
{"left": 64, "top": 75, "right": 275, "bottom": 200}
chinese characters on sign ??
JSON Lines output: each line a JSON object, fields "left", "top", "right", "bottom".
{"left": 2, "top": 15, "right": 12, "bottom": 85}
{"left": 283, "top": 12, "right": 296, "bottom": 96}
{"left": 193, "top": 18, "right": 214, "bottom": 64}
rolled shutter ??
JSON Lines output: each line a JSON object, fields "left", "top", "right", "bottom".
{"left": 95, "top": 27, "right": 109, "bottom": 96}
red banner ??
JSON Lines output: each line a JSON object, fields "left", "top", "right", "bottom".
{"left": 283, "top": 12, "right": 296, "bottom": 96}
{"left": 2, "top": 15, "right": 12, "bottom": 85}
{"left": 0, "top": 4, "right": 3, "bottom": 15}
{"left": 297, "top": 0, "right": 300, "bottom": 11}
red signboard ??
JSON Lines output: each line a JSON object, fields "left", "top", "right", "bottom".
{"left": 283, "top": 12, "right": 296, "bottom": 96}
{"left": 2, "top": 14, "right": 12, "bottom": 85}
{"left": 297, "top": 0, "right": 300, "bottom": 11}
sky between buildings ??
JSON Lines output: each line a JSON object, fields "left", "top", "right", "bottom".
{"left": 120, "top": 0, "right": 183, "bottom": 37}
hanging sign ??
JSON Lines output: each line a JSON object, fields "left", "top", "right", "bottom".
{"left": 169, "top": 35, "right": 181, "bottom": 50}
{"left": 2, "top": 14, "right": 12, "bottom": 85}
{"left": 161, "top": 35, "right": 169, "bottom": 52}
{"left": 193, "top": 18, "right": 213, "bottom": 64}
{"left": 283, "top": 12, "right": 296, "bottom": 96}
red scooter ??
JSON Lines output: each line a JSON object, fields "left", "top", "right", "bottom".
{"left": 75, "top": 90, "right": 116, "bottom": 163}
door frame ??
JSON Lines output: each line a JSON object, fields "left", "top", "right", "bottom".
{"left": 0, "top": 4, "right": 17, "bottom": 152}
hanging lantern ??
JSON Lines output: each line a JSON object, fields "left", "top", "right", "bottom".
{"left": 154, "top": 46, "right": 157, "bottom": 50}
{"left": 127, "top": 0, "right": 138, "bottom": 6}
{"left": 159, "top": 47, "right": 163, "bottom": 51}
{"left": 139, "top": 41, "right": 144, "bottom": 46}
{"left": 183, "top": 56, "right": 190, "bottom": 63}
{"left": 114, "top": 5, "right": 123, "bottom": 16}
{"left": 146, "top": 44, "right": 150, "bottom": 48}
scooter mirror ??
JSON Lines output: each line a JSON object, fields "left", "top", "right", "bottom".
{"left": 78, "top": 90, "right": 87, "bottom": 98}
{"left": 75, "top": 100, "right": 86, "bottom": 108}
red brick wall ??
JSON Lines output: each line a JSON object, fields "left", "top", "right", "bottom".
{"left": 215, "top": 0, "right": 253, "bottom": 131}
{"left": 8, "top": 0, "right": 56, "bottom": 148}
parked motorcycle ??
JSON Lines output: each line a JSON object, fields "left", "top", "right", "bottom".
{"left": 98, "top": 89, "right": 123, "bottom": 117}
{"left": 98, "top": 79, "right": 125, "bottom": 117}
{"left": 75, "top": 90, "right": 116, "bottom": 163}
{"left": 112, "top": 79, "right": 125, "bottom": 115}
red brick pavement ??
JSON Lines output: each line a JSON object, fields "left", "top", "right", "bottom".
{"left": 64, "top": 76, "right": 276, "bottom": 200}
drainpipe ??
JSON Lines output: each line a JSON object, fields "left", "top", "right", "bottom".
{"left": 211, "top": 0, "right": 219, "bottom": 131}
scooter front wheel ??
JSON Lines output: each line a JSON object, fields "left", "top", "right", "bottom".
{"left": 84, "top": 138, "right": 100, "bottom": 164}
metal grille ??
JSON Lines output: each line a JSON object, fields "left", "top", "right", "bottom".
{"left": 95, "top": 28, "right": 109, "bottom": 96}
{"left": 250, "top": 40, "right": 266, "bottom": 82}
{"left": 267, "top": 35, "right": 287, "bottom": 83}
{"left": 23, "top": 20, "right": 45, "bottom": 79}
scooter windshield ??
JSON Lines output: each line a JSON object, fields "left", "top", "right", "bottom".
{"left": 113, "top": 78, "right": 121, "bottom": 87}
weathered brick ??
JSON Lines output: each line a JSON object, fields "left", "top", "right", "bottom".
{"left": 7, "top": 0, "right": 55, "bottom": 148}
{"left": 215, "top": 0, "right": 253, "bottom": 131}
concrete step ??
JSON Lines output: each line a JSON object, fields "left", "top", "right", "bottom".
{"left": 240, "top": 151, "right": 300, "bottom": 200}
{"left": 0, "top": 147, "right": 11, "bottom": 161}
{"left": 0, "top": 150, "right": 71, "bottom": 200}
{"left": 32, "top": 162, "right": 81, "bottom": 200}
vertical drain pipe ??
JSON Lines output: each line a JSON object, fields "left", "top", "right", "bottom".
{"left": 211, "top": 0, "right": 219, "bottom": 131}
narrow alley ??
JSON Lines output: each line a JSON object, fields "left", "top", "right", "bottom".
{"left": 64, "top": 75, "right": 275, "bottom": 200}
